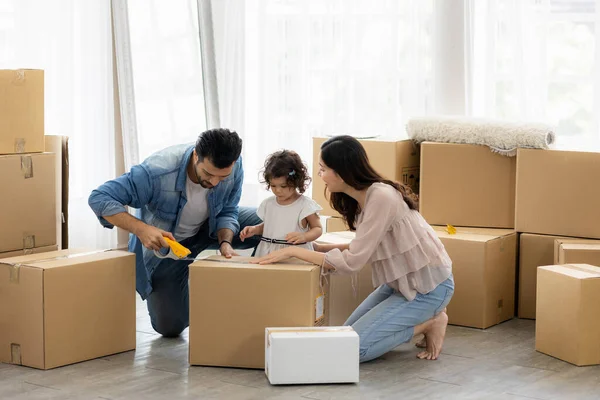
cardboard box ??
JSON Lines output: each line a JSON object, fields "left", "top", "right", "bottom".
{"left": 312, "top": 137, "right": 419, "bottom": 216}
{"left": 0, "top": 70, "right": 44, "bottom": 154}
{"left": 556, "top": 242, "right": 600, "bottom": 266}
{"left": 326, "top": 217, "right": 348, "bottom": 233}
{"left": 0, "top": 249, "right": 136, "bottom": 369}
{"left": 434, "top": 226, "right": 517, "bottom": 329}
{"left": 0, "top": 153, "right": 56, "bottom": 253}
{"left": 516, "top": 148, "right": 600, "bottom": 238}
{"left": 315, "top": 231, "right": 374, "bottom": 326}
{"left": 265, "top": 327, "right": 359, "bottom": 385}
{"left": 44, "top": 135, "right": 69, "bottom": 249}
{"left": 0, "top": 245, "right": 58, "bottom": 259}
{"left": 553, "top": 238, "right": 600, "bottom": 264}
{"left": 420, "top": 143, "right": 516, "bottom": 228}
{"left": 518, "top": 234, "right": 570, "bottom": 319}
{"left": 189, "top": 256, "right": 327, "bottom": 369}
{"left": 536, "top": 264, "right": 600, "bottom": 366}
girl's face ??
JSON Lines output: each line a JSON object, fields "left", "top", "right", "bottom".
{"left": 269, "top": 176, "right": 297, "bottom": 202}
{"left": 318, "top": 157, "right": 345, "bottom": 193}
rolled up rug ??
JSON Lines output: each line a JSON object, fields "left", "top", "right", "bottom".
{"left": 406, "top": 116, "right": 555, "bottom": 156}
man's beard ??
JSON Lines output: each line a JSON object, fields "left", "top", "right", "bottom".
{"left": 200, "top": 180, "right": 214, "bottom": 189}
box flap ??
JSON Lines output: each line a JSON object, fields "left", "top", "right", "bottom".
{"left": 190, "top": 256, "right": 317, "bottom": 272}
{"left": 316, "top": 231, "right": 355, "bottom": 244}
{"left": 562, "top": 243, "right": 600, "bottom": 252}
{"left": 433, "top": 226, "right": 515, "bottom": 242}
{"left": 540, "top": 264, "right": 600, "bottom": 279}
{"left": 0, "top": 249, "right": 132, "bottom": 270}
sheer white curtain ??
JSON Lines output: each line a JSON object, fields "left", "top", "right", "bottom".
{"left": 114, "top": 0, "right": 208, "bottom": 167}
{"left": 0, "top": 0, "right": 118, "bottom": 249}
{"left": 466, "top": 0, "right": 600, "bottom": 150}
{"left": 213, "top": 0, "right": 436, "bottom": 206}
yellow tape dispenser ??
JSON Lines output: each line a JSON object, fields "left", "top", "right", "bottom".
{"left": 154, "top": 237, "right": 193, "bottom": 260}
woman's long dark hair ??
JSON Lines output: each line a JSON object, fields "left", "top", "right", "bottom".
{"left": 320, "top": 135, "right": 419, "bottom": 230}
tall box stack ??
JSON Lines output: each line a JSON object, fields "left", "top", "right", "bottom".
{"left": 419, "top": 142, "right": 518, "bottom": 328}
{"left": 516, "top": 148, "right": 600, "bottom": 320}
{"left": 312, "top": 137, "right": 420, "bottom": 217}
{"left": 0, "top": 70, "right": 58, "bottom": 258}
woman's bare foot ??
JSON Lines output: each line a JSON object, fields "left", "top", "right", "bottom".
{"left": 417, "top": 311, "right": 448, "bottom": 360}
{"left": 415, "top": 335, "right": 427, "bottom": 348}
{"left": 415, "top": 308, "right": 446, "bottom": 349}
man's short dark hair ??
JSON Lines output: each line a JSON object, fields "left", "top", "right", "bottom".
{"left": 195, "top": 128, "right": 243, "bottom": 169}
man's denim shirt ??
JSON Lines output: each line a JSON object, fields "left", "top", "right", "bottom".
{"left": 88, "top": 143, "right": 243, "bottom": 299}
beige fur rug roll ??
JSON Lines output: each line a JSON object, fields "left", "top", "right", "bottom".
{"left": 406, "top": 116, "right": 555, "bottom": 156}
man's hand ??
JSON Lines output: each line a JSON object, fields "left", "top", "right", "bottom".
{"left": 239, "top": 226, "right": 257, "bottom": 242}
{"left": 135, "top": 224, "right": 175, "bottom": 251}
{"left": 219, "top": 242, "right": 239, "bottom": 258}
{"left": 285, "top": 232, "right": 307, "bottom": 244}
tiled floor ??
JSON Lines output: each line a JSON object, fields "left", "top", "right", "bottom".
{"left": 2, "top": 297, "right": 598, "bottom": 400}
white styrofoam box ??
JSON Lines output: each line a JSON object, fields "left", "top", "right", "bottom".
{"left": 265, "top": 326, "right": 360, "bottom": 385}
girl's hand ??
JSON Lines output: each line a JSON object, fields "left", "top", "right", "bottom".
{"left": 285, "top": 232, "right": 307, "bottom": 244}
{"left": 239, "top": 226, "right": 256, "bottom": 242}
{"left": 251, "top": 247, "right": 295, "bottom": 265}
{"left": 313, "top": 242, "right": 324, "bottom": 252}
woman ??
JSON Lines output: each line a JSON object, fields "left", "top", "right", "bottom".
{"left": 253, "top": 135, "right": 454, "bottom": 362}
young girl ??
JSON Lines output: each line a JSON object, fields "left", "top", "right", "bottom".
{"left": 252, "top": 136, "right": 454, "bottom": 362}
{"left": 240, "top": 150, "right": 323, "bottom": 257}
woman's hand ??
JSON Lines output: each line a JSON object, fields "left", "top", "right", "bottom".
{"left": 285, "top": 231, "right": 307, "bottom": 244}
{"left": 251, "top": 247, "right": 295, "bottom": 265}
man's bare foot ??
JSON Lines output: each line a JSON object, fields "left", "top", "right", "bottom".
{"left": 417, "top": 311, "right": 448, "bottom": 360}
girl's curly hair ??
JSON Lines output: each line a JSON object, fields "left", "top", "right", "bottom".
{"left": 261, "top": 150, "right": 311, "bottom": 193}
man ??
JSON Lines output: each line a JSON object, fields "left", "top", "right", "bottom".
{"left": 89, "top": 128, "right": 261, "bottom": 337}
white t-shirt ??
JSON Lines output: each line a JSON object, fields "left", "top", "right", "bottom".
{"left": 174, "top": 176, "right": 209, "bottom": 240}
{"left": 255, "top": 195, "right": 322, "bottom": 257}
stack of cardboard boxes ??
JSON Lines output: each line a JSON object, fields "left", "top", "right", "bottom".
{"left": 0, "top": 69, "right": 58, "bottom": 258}
{"left": 515, "top": 148, "right": 600, "bottom": 365}
{"left": 0, "top": 69, "right": 136, "bottom": 370}
{"left": 420, "top": 142, "right": 519, "bottom": 329}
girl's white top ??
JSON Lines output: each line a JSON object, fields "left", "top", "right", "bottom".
{"left": 255, "top": 195, "right": 322, "bottom": 257}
